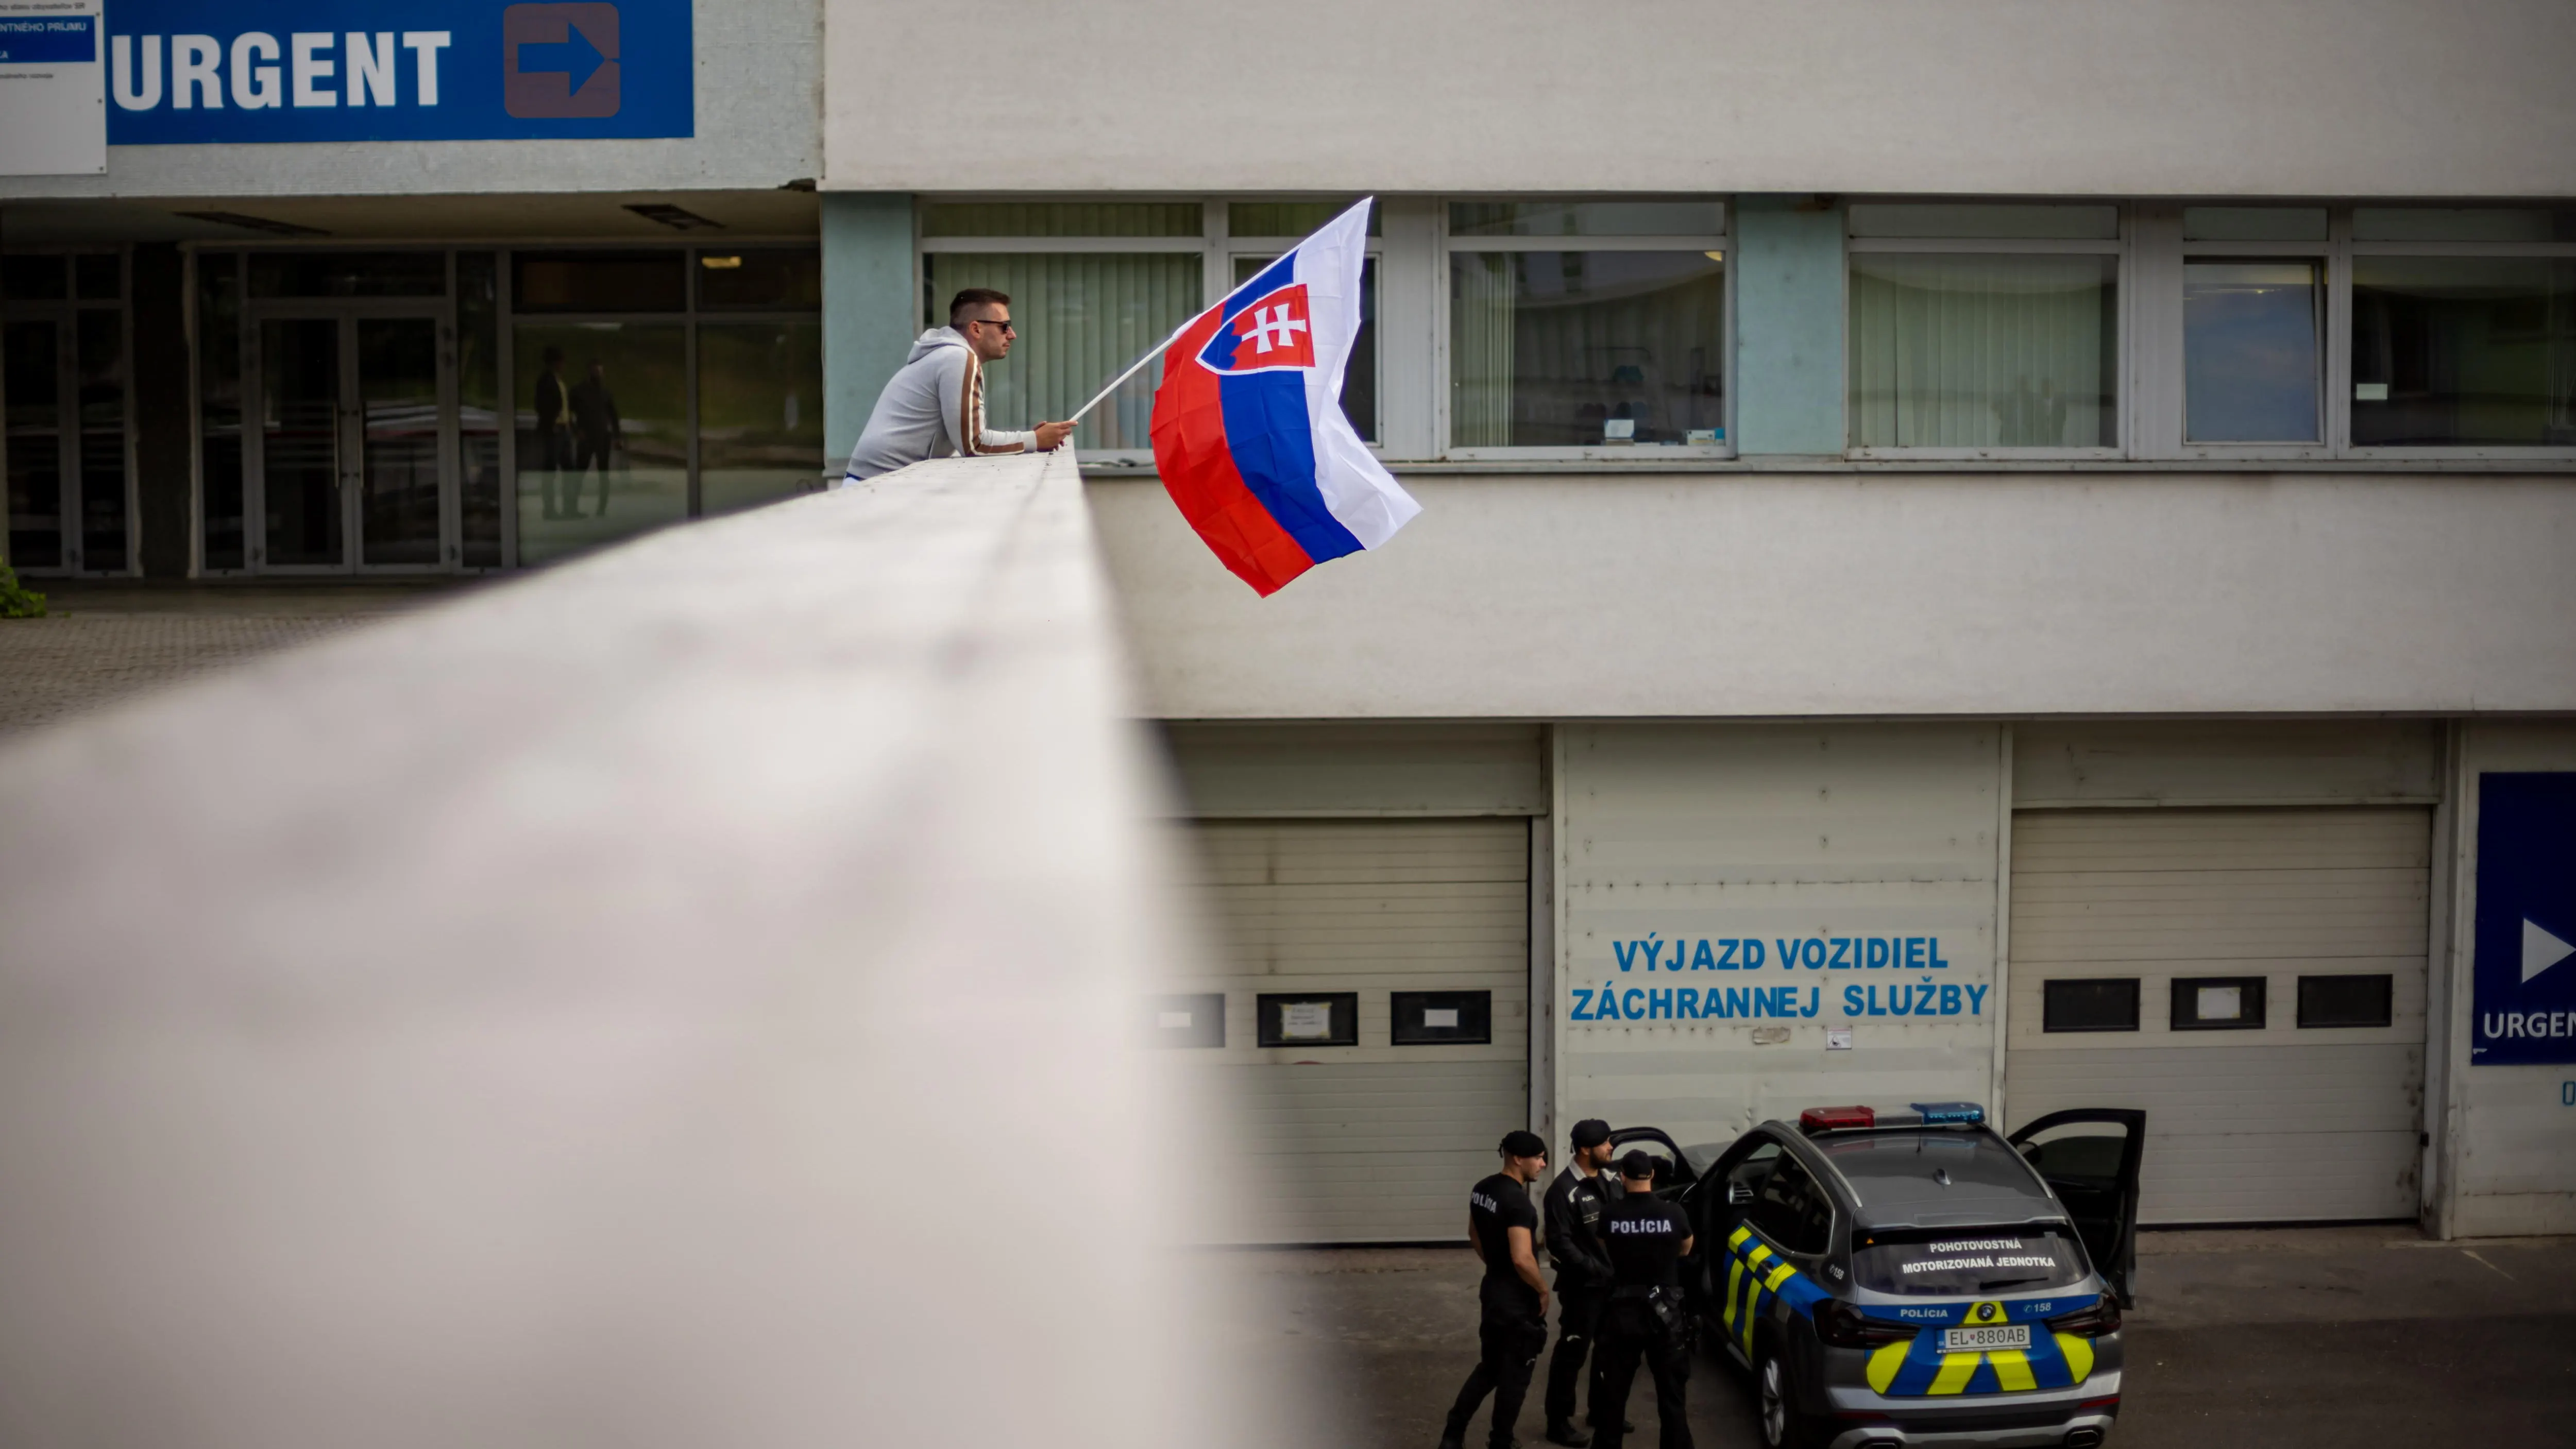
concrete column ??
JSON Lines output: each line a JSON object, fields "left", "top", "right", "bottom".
{"left": 821, "top": 193, "right": 917, "bottom": 468}
{"left": 1733, "top": 196, "right": 1845, "bottom": 457}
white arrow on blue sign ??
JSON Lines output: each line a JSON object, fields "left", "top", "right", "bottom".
{"left": 2527, "top": 918, "right": 2575, "bottom": 984}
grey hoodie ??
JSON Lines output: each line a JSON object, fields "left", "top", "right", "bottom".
{"left": 839, "top": 327, "right": 1037, "bottom": 483}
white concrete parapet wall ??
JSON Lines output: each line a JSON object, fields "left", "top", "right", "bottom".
{"left": 1094, "top": 471, "right": 2576, "bottom": 720}
{"left": 0, "top": 450, "right": 1260, "bottom": 1447}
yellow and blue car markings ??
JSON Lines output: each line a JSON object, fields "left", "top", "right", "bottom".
{"left": 1719, "top": 1225, "right": 1833, "bottom": 1354}
{"left": 1859, "top": 1295, "right": 2101, "bottom": 1397}
{"left": 1720, "top": 1228, "right": 2102, "bottom": 1398}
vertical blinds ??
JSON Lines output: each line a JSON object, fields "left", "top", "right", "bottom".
{"left": 1849, "top": 253, "right": 2117, "bottom": 449}
{"left": 925, "top": 253, "right": 1201, "bottom": 450}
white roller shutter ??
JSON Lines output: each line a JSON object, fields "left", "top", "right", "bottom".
{"left": 2006, "top": 807, "right": 2430, "bottom": 1224}
{"left": 1171, "top": 819, "right": 1530, "bottom": 1243}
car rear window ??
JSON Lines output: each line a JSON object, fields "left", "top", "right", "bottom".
{"left": 1851, "top": 1226, "right": 2089, "bottom": 1297}
{"left": 1816, "top": 1131, "right": 2056, "bottom": 1221}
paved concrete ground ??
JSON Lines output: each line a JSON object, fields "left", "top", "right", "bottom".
{"left": 1219, "top": 1227, "right": 2576, "bottom": 1448}
{"left": 0, "top": 581, "right": 466, "bottom": 737}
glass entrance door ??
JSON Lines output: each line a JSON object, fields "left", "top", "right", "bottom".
{"left": 252, "top": 309, "right": 453, "bottom": 573}
{"left": 356, "top": 317, "right": 443, "bottom": 567}
{"left": 259, "top": 318, "right": 343, "bottom": 568}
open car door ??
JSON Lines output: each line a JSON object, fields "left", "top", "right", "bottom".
{"left": 1605, "top": 1126, "right": 1700, "bottom": 1201}
{"left": 2008, "top": 1109, "right": 2146, "bottom": 1306}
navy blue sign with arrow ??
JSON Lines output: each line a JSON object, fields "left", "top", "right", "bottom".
{"left": 2472, "top": 773, "right": 2576, "bottom": 1066}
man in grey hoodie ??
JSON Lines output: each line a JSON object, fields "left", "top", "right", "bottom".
{"left": 839, "top": 288, "right": 1076, "bottom": 483}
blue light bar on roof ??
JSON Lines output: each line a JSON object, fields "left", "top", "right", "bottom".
{"left": 1910, "top": 1101, "right": 1986, "bottom": 1125}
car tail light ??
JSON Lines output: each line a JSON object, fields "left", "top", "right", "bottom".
{"left": 1800, "top": 1105, "right": 1875, "bottom": 1132}
{"left": 2046, "top": 1298, "right": 2123, "bottom": 1338}
{"left": 1814, "top": 1300, "right": 1917, "bottom": 1348}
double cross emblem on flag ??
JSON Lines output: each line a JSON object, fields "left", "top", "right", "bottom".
{"left": 1199, "top": 285, "right": 1317, "bottom": 374}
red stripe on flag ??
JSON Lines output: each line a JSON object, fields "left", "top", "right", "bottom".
{"left": 1150, "top": 308, "right": 1315, "bottom": 596}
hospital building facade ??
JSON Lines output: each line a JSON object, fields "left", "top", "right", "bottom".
{"left": 4, "top": 0, "right": 2574, "bottom": 1238}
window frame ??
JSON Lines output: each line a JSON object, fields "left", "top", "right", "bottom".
{"left": 1144, "top": 991, "right": 1227, "bottom": 1049}
{"left": 2042, "top": 976, "right": 2142, "bottom": 1033}
{"left": 3, "top": 246, "right": 137, "bottom": 577}
{"left": 1747, "top": 1147, "right": 1836, "bottom": 1258}
{"left": 1843, "top": 207, "right": 2130, "bottom": 461}
{"left": 2135, "top": 204, "right": 2576, "bottom": 463}
{"left": 916, "top": 196, "right": 1386, "bottom": 468}
{"left": 2168, "top": 974, "right": 2269, "bottom": 1032}
{"left": 1389, "top": 988, "right": 1494, "bottom": 1046}
{"left": 2341, "top": 223, "right": 2576, "bottom": 462}
{"left": 1710, "top": 1134, "right": 1785, "bottom": 1241}
{"left": 904, "top": 195, "right": 2576, "bottom": 475}
{"left": 2171, "top": 221, "right": 2338, "bottom": 461}
{"left": 2295, "top": 973, "right": 2396, "bottom": 1030}
{"left": 1219, "top": 203, "right": 1385, "bottom": 450}
{"left": 183, "top": 237, "right": 822, "bottom": 575}
{"left": 1436, "top": 200, "right": 1736, "bottom": 462}
{"left": 1254, "top": 990, "right": 1361, "bottom": 1049}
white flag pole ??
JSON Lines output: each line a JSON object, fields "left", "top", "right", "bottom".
{"left": 1065, "top": 335, "right": 1180, "bottom": 424}
{"left": 1064, "top": 198, "right": 1374, "bottom": 426}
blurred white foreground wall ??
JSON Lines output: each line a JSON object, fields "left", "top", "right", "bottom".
{"left": 0, "top": 450, "right": 1269, "bottom": 1448}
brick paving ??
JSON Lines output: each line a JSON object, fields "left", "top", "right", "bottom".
{"left": 0, "top": 583, "right": 466, "bottom": 738}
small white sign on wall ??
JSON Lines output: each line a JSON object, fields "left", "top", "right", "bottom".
{"left": 1280, "top": 1001, "right": 1333, "bottom": 1040}
{"left": 0, "top": 0, "right": 105, "bottom": 176}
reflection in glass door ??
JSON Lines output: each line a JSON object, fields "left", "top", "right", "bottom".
{"left": 252, "top": 310, "right": 453, "bottom": 572}
{"left": 357, "top": 318, "right": 443, "bottom": 567}
{"left": 260, "top": 318, "right": 344, "bottom": 568}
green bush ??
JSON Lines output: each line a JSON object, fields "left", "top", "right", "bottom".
{"left": 0, "top": 561, "right": 46, "bottom": 619}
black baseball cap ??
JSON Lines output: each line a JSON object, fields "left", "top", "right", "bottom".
{"left": 1500, "top": 1130, "right": 1548, "bottom": 1160}
{"left": 1618, "top": 1149, "right": 1657, "bottom": 1180}
{"left": 1570, "top": 1118, "right": 1613, "bottom": 1150}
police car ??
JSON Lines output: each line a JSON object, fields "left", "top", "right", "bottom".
{"left": 1613, "top": 1104, "right": 2145, "bottom": 1449}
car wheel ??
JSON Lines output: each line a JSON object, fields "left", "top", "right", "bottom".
{"left": 1755, "top": 1345, "right": 1809, "bottom": 1449}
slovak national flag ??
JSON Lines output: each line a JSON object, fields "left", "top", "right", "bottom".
{"left": 1150, "top": 198, "right": 1420, "bottom": 595}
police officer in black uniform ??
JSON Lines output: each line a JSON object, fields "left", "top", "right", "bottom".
{"left": 1439, "top": 1130, "right": 1552, "bottom": 1449}
{"left": 1588, "top": 1150, "right": 1696, "bottom": 1449}
{"left": 1541, "top": 1119, "right": 1622, "bottom": 1445}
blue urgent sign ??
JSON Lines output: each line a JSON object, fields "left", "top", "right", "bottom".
{"left": 101, "top": 0, "right": 690, "bottom": 143}
{"left": 2472, "top": 773, "right": 2576, "bottom": 1066}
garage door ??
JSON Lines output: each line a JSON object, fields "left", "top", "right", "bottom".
{"left": 2005, "top": 807, "right": 2429, "bottom": 1224}
{"left": 1168, "top": 819, "right": 1530, "bottom": 1243}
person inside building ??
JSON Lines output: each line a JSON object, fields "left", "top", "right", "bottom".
{"left": 1587, "top": 1151, "right": 1694, "bottom": 1449}
{"left": 1439, "top": 1130, "right": 1552, "bottom": 1449}
{"left": 533, "top": 347, "right": 577, "bottom": 520}
{"left": 839, "top": 288, "right": 1076, "bottom": 484}
{"left": 569, "top": 359, "right": 622, "bottom": 518}
{"left": 1541, "top": 1119, "right": 1623, "bottom": 1446}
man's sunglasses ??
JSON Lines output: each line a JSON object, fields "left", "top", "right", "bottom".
{"left": 968, "top": 317, "right": 1018, "bottom": 335}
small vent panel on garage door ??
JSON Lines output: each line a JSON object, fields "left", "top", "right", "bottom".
{"left": 1171, "top": 819, "right": 1531, "bottom": 1243}
{"left": 2005, "top": 806, "right": 2430, "bottom": 1223}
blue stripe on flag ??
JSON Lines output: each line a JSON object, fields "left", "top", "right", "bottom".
{"left": 1224, "top": 254, "right": 1299, "bottom": 324}
{"left": 1217, "top": 370, "right": 1362, "bottom": 564}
